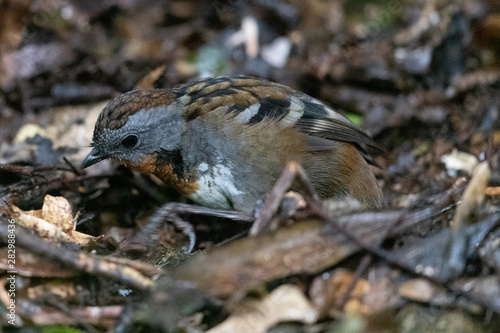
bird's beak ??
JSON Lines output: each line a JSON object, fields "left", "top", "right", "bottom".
{"left": 81, "top": 147, "right": 108, "bottom": 169}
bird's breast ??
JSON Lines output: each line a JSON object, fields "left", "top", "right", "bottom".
{"left": 125, "top": 154, "right": 241, "bottom": 209}
{"left": 187, "top": 161, "right": 242, "bottom": 210}
{"left": 123, "top": 155, "right": 200, "bottom": 195}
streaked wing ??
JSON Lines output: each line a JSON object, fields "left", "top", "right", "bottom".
{"left": 176, "top": 76, "right": 382, "bottom": 162}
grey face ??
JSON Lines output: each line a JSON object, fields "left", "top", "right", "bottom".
{"left": 81, "top": 102, "right": 187, "bottom": 169}
{"left": 81, "top": 127, "right": 142, "bottom": 169}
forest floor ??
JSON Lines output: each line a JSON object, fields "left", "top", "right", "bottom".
{"left": 0, "top": 0, "right": 499, "bottom": 332}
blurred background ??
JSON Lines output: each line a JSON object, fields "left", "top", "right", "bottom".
{"left": 1, "top": 0, "right": 500, "bottom": 227}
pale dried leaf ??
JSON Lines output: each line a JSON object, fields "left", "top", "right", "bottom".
{"left": 399, "top": 278, "right": 440, "bottom": 302}
{"left": 208, "top": 285, "right": 317, "bottom": 333}
{"left": 42, "top": 195, "right": 74, "bottom": 232}
{"left": 450, "top": 162, "right": 490, "bottom": 229}
{"left": 12, "top": 204, "right": 72, "bottom": 241}
{"left": 10, "top": 195, "right": 96, "bottom": 245}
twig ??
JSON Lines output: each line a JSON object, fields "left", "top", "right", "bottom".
{"left": 335, "top": 208, "right": 410, "bottom": 310}
{"left": 0, "top": 222, "right": 155, "bottom": 289}
{"left": 0, "top": 163, "right": 74, "bottom": 175}
{"left": 312, "top": 205, "right": 500, "bottom": 314}
{"left": 63, "top": 156, "right": 81, "bottom": 176}
{"left": 250, "top": 161, "right": 318, "bottom": 235}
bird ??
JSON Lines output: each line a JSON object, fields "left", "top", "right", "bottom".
{"left": 81, "top": 75, "right": 384, "bottom": 213}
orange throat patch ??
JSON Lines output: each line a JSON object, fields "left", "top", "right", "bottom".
{"left": 122, "top": 155, "right": 199, "bottom": 195}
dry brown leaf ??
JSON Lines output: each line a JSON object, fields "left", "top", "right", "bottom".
{"left": 399, "top": 278, "right": 440, "bottom": 302}
{"left": 310, "top": 269, "right": 370, "bottom": 316}
{"left": 485, "top": 187, "right": 500, "bottom": 196}
{"left": 1, "top": 101, "right": 105, "bottom": 166}
{"left": 41, "top": 194, "right": 74, "bottom": 233}
{"left": 12, "top": 204, "right": 72, "bottom": 241}
{"left": 11, "top": 195, "right": 96, "bottom": 244}
{"left": 208, "top": 285, "right": 317, "bottom": 333}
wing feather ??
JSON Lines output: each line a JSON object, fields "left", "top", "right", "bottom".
{"left": 177, "top": 76, "right": 382, "bottom": 163}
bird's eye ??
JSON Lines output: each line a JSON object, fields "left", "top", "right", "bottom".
{"left": 121, "top": 135, "right": 138, "bottom": 148}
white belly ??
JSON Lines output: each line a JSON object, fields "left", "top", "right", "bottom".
{"left": 188, "top": 162, "right": 243, "bottom": 210}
